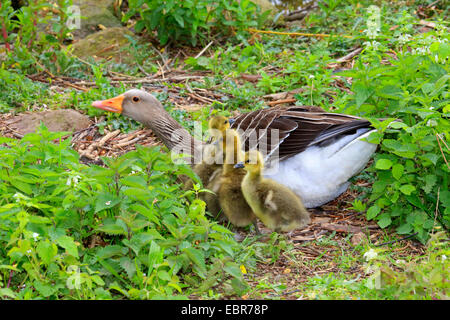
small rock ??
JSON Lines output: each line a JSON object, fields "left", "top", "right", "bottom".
{"left": 351, "top": 232, "right": 367, "bottom": 246}
{"left": 72, "top": 0, "right": 122, "bottom": 38}
{"left": 71, "top": 27, "right": 136, "bottom": 62}
{"left": 250, "top": 0, "right": 279, "bottom": 15}
{"left": 6, "top": 109, "right": 92, "bottom": 135}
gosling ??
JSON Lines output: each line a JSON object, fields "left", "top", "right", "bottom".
{"left": 184, "top": 115, "right": 229, "bottom": 220}
{"left": 218, "top": 129, "right": 259, "bottom": 233}
{"left": 235, "top": 150, "right": 310, "bottom": 233}
{"left": 183, "top": 115, "right": 227, "bottom": 190}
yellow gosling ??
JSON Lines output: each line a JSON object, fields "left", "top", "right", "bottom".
{"left": 236, "top": 150, "right": 310, "bottom": 233}
{"left": 218, "top": 129, "right": 259, "bottom": 233}
{"left": 183, "top": 114, "right": 229, "bottom": 190}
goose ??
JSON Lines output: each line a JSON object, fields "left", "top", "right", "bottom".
{"left": 235, "top": 150, "right": 310, "bottom": 232}
{"left": 92, "top": 89, "right": 378, "bottom": 208}
{"left": 218, "top": 128, "right": 259, "bottom": 233}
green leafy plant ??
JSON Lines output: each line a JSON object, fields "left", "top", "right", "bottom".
{"left": 337, "top": 27, "right": 449, "bottom": 243}
{"left": 362, "top": 232, "right": 449, "bottom": 299}
{"left": 0, "top": 0, "right": 76, "bottom": 74}
{"left": 123, "top": 0, "right": 269, "bottom": 46}
{"left": 0, "top": 126, "right": 254, "bottom": 299}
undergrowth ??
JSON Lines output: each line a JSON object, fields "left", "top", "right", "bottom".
{"left": 0, "top": 126, "right": 255, "bottom": 299}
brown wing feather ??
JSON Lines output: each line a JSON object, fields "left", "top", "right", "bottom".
{"left": 230, "top": 106, "right": 372, "bottom": 160}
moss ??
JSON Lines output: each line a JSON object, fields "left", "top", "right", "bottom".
{"left": 71, "top": 27, "right": 135, "bottom": 62}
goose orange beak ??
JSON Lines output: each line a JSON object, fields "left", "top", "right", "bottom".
{"left": 92, "top": 94, "right": 124, "bottom": 113}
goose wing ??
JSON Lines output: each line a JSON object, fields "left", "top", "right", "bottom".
{"left": 230, "top": 106, "right": 372, "bottom": 161}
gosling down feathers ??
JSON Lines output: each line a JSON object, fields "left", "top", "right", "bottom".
{"left": 218, "top": 128, "right": 259, "bottom": 232}
{"left": 183, "top": 115, "right": 227, "bottom": 190}
{"left": 188, "top": 115, "right": 228, "bottom": 220}
{"left": 235, "top": 150, "right": 310, "bottom": 233}
{"left": 92, "top": 89, "right": 378, "bottom": 208}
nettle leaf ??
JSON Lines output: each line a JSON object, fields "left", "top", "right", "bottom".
{"left": 28, "top": 215, "right": 52, "bottom": 224}
{"left": 10, "top": 180, "right": 33, "bottom": 195}
{"left": 420, "top": 153, "right": 439, "bottom": 165}
{"left": 123, "top": 187, "right": 155, "bottom": 202}
{"left": 366, "top": 131, "right": 383, "bottom": 144}
{"left": 377, "top": 214, "right": 392, "bottom": 229}
{"left": 0, "top": 288, "right": 17, "bottom": 299}
{"left": 399, "top": 184, "right": 416, "bottom": 195}
{"left": 376, "top": 85, "right": 403, "bottom": 100}
{"left": 183, "top": 247, "right": 206, "bottom": 278}
{"left": 157, "top": 270, "right": 172, "bottom": 282}
{"left": 223, "top": 262, "right": 243, "bottom": 280}
{"left": 422, "top": 175, "right": 437, "bottom": 193}
{"left": 397, "top": 223, "right": 413, "bottom": 234}
{"left": 367, "top": 205, "right": 381, "bottom": 220}
{"left": 376, "top": 158, "right": 393, "bottom": 170}
{"left": 147, "top": 241, "right": 162, "bottom": 276}
{"left": 36, "top": 240, "right": 58, "bottom": 266}
{"left": 389, "top": 122, "right": 408, "bottom": 129}
{"left": 96, "top": 245, "right": 128, "bottom": 260}
{"left": 230, "top": 277, "right": 249, "bottom": 296}
{"left": 212, "top": 240, "right": 235, "bottom": 256}
{"left": 392, "top": 164, "right": 404, "bottom": 180}
{"left": 130, "top": 204, "right": 160, "bottom": 225}
{"left": 34, "top": 280, "right": 57, "bottom": 298}
{"left": 382, "top": 139, "right": 418, "bottom": 158}
{"left": 96, "top": 223, "right": 127, "bottom": 236}
{"left": 119, "top": 257, "right": 136, "bottom": 278}
{"left": 440, "top": 190, "right": 450, "bottom": 208}
{"left": 122, "top": 231, "right": 160, "bottom": 255}
{"left": 120, "top": 175, "right": 148, "bottom": 188}
{"left": 423, "top": 219, "right": 435, "bottom": 229}
{"left": 405, "top": 195, "right": 426, "bottom": 211}
{"left": 95, "top": 192, "right": 121, "bottom": 213}
{"left": 56, "top": 235, "right": 78, "bottom": 258}
{"left": 211, "top": 224, "right": 234, "bottom": 235}
{"left": 173, "top": 13, "right": 184, "bottom": 27}
{"left": 353, "top": 82, "right": 374, "bottom": 107}
{"left": 428, "top": 74, "right": 449, "bottom": 98}
{"left": 130, "top": 219, "right": 151, "bottom": 232}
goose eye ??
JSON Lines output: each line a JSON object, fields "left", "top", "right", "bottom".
{"left": 132, "top": 96, "right": 140, "bottom": 103}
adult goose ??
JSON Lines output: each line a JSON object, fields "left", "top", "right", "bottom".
{"left": 92, "top": 89, "right": 377, "bottom": 208}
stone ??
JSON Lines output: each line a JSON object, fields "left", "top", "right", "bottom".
{"left": 351, "top": 232, "right": 368, "bottom": 246}
{"left": 72, "top": 0, "right": 122, "bottom": 38}
{"left": 250, "top": 0, "right": 279, "bottom": 15}
{"left": 6, "top": 109, "right": 92, "bottom": 135}
{"left": 71, "top": 27, "right": 135, "bottom": 62}
{"left": 249, "top": 0, "right": 283, "bottom": 24}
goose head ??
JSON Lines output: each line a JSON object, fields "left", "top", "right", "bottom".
{"left": 235, "top": 149, "right": 264, "bottom": 175}
{"left": 92, "top": 89, "right": 164, "bottom": 123}
{"left": 92, "top": 89, "right": 201, "bottom": 154}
